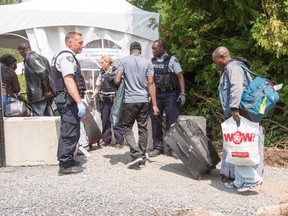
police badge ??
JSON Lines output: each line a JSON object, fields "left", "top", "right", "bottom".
{"left": 66, "top": 56, "right": 74, "bottom": 62}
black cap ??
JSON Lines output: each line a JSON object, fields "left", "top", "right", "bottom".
{"left": 130, "top": 42, "right": 142, "bottom": 51}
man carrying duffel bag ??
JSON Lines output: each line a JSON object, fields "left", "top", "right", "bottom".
{"left": 212, "top": 46, "right": 263, "bottom": 192}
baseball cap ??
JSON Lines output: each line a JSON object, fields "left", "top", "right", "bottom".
{"left": 130, "top": 42, "right": 142, "bottom": 51}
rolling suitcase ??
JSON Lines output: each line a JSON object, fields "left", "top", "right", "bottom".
{"left": 81, "top": 102, "right": 102, "bottom": 145}
{"left": 163, "top": 118, "right": 221, "bottom": 179}
{"left": 220, "top": 126, "right": 265, "bottom": 182}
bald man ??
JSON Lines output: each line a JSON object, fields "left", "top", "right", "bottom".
{"left": 212, "top": 46, "right": 262, "bottom": 192}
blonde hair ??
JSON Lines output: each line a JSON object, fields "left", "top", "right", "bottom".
{"left": 101, "top": 55, "right": 114, "bottom": 65}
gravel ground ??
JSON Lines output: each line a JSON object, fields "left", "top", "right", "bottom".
{"left": 1, "top": 144, "right": 288, "bottom": 216}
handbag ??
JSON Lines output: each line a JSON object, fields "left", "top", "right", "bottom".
{"left": 221, "top": 116, "right": 260, "bottom": 166}
{"left": 5, "top": 96, "right": 28, "bottom": 117}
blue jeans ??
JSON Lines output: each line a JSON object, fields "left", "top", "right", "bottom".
{"left": 233, "top": 165, "right": 262, "bottom": 188}
{"left": 2, "top": 96, "right": 8, "bottom": 115}
{"left": 29, "top": 99, "right": 54, "bottom": 116}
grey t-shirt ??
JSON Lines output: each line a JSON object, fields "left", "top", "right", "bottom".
{"left": 115, "top": 54, "right": 154, "bottom": 103}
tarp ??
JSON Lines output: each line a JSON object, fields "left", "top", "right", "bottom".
{"left": 0, "top": 0, "right": 160, "bottom": 62}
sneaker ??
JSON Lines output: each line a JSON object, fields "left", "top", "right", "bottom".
{"left": 127, "top": 157, "right": 143, "bottom": 169}
{"left": 71, "top": 159, "right": 81, "bottom": 166}
{"left": 254, "top": 180, "right": 263, "bottom": 186}
{"left": 224, "top": 182, "right": 238, "bottom": 189}
{"left": 237, "top": 182, "right": 255, "bottom": 192}
{"left": 168, "top": 150, "right": 179, "bottom": 159}
{"left": 58, "top": 165, "right": 82, "bottom": 175}
{"left": 138, "top": 161, "right": 146, "bottom": 168}
{"left": 148, "top": 149, "right": 163, "bottom": 157}
{"left": 115, "top": 144, "right": 123, "bottom": 149}
{"left": 83, "top": 145, "right": 91, "bottom": 151}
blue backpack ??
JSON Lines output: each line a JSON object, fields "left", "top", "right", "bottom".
{"left": 239, "top": 63, "right": 280, "bottom": 122}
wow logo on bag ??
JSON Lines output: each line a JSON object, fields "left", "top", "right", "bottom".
{"left": 223, "top": 131, "right": 256, "bottom": 145}
{"left": 221, "top": 117, "right": 260, "bottom": 166}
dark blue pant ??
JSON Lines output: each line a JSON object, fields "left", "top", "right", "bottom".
{"left": 121, "top": 102, "right": 149, "bottom": 160}
{"left": 100, "top": 100, "right": 124, "bottom": 144}
{"left": 56, "top": 93, "right": 80, "bottom": 168}
{"left": 149, "top": 92, "right": 179, "bottom": 151}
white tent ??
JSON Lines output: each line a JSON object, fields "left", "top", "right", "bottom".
{"left": 0, "top": 0, "right": 160, "bottom": 63}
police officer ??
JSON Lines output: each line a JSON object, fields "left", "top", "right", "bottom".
{"left": 148, "top": 39, "right": 186, "bottom": 158}
{"left": 51, "top": 32, "right": 87, "bottom": 175}
{"left": 91, "top": 55, "right": 124, "bottom": 149}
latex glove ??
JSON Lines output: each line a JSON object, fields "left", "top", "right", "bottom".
{"left": 177, "top": 93, "right": 186, "bottom": 106}
{"left": 77, "top": 102, "right": 86, "bottom": 117}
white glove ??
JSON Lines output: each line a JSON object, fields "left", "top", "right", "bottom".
{"left": 177, "top": 93, "right": 186, "bottom": 106}
{"left": 77, "top": 102, "right": 86, "bottom": 117}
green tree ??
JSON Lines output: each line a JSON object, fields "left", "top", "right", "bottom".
{"left": 129, "top": 0, "right": 288, "bottom": 147}
{"left": 0, "top": 0, "right": 21, "bottom": 4}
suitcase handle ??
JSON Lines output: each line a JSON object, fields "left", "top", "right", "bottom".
{"left": 176, "top": 142, "right": 190, "bottom": 159}
{"left": 153, "top": 114, "right": 170, "bottom": 131}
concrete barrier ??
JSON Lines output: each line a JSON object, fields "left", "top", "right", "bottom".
{"left": 93, "top": 110, "right": 206, "bottom": 151}
{"left": 4, "top": 113, "right": 206, "bottom": 166}
{"left": 4, "top": 117, "right": 60, "bottom": 166}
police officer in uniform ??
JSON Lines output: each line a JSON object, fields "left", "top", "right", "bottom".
{"left": 51, "top": 32, "right": 87, "bottom": 174}
{"left": 148, "top": 39, "right": 186, "bottom": 158}
{"left": 91, "top": 55, "right": 124, "bottom": 149}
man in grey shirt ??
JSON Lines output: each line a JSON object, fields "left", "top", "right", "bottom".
{"left": 114, "top": 42, "right": 159, "bottom": 169}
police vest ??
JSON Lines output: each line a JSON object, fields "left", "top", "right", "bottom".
{"left": 152, "top": 55, "right": 178, "bottom": 92}
{"left": 51, "top": 51, "right": 86, "bottom": 98}
{"left": 100, "top": 67, "right": 118, "bottom": 93}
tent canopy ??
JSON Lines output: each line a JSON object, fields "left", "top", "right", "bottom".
{"left": 0, "top": 0, "right": 160, "bottom": 61}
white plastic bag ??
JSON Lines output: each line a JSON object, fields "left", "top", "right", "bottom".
{"left": 221, "top": 116, "right": 260, "bottom": 166}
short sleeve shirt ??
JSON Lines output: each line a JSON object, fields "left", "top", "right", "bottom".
{"left": 95, "top": 67, "right": 113, "bottom": 86}
{"left": 154, "top": 53, "right": 183, "bottom": 74}
{"left": 115, "top": 54, "right": 154, "bottom": 103}
{"left": 55, "top": 48, "right": 77, "bottom": 77}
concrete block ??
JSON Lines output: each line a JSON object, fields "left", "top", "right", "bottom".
{"left": 93, "top": 110, "right": 206, "bottom": 151}
{"left": 3, "top": 112, "right": 206, "bottom": 167}
{"left": 4, "top": 117, "right": 60, "bottom": 166}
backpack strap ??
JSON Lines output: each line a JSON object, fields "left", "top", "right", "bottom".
{"left": 237, "top": 61, "right": 261, "bottom": 78}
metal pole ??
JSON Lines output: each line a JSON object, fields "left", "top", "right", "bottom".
{"left": 0, "top": 66, "right": 6, "bottom": 167}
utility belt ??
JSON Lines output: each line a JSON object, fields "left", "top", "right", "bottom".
{"left": 55, "top": 91, "right": 75, "bottom": 105}
{"left": 56, "top": 90, "right": 85, "bottom": 99}
{"left": 100, "top": 94, "right": 115, "bottom": 101}
{"left": 156, "top": 86, "right": 178, "bottom": 93}
{"left": 56, "top": 91, "right": 66, "bottom": 96}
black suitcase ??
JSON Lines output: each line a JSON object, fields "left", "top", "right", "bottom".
{"left": 81, "top": 102, "right": 102, "bottom": 145}
{"left": 164, "top": 119, "right": 221, "bottom": 179}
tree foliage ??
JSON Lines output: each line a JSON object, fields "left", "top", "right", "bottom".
{"left": 128, "top": 0, "right": 288, "bottom": 147}
{"left": 0, "top": 0, "right": 21, "bottom": 4}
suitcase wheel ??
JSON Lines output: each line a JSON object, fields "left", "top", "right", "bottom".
{"left": 220, "top": 174, "right": 227, "bottom": 182}
{"left": 195, "top": 172, "right": 201, "bottom": 180}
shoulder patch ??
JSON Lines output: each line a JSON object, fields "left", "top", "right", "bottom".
{"left": 66, "top": 56, "right": 74, "bottom": 63}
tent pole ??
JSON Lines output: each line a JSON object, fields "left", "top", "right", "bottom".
{"left": 0, "top": 67, "right": 6, "bottom": 167}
